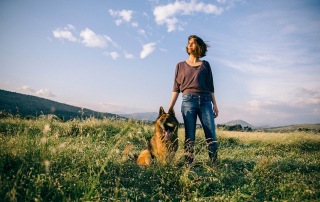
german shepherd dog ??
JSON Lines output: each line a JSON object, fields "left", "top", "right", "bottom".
{"left": 137, "top": 107, "right": 179, "bottom": 166}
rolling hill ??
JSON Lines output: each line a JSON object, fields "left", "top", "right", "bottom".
{"left": 0, "top": 89, "right": 123, "bottom": 120}
{"left": 256, "top": 123, "right": 320, "bottom": 132}
{"left": 118, "top": 112, "right": 158, "bottom": 121}
{"left": 224, "top": 120, "right": 253, "bottom": 127}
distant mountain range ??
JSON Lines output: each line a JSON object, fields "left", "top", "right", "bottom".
{"left": 0, "top": 89, "right": 123, "bottom": 120}
{"left": 119, "top": 112, "right": 158, "bottom": 121}
{"left": 222, "top": 120, "right": 320, "bottom": 132}
{"left": 1, "top": 89, "right": 318, "bottom": 131}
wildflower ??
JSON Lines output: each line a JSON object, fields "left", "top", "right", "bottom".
{"left": 44, "top": 160, "right": 50, "bottom": 173}
{"left": 40, "top": 137, "right": 47, "bottom": 144}
{"left": 59, "top": 142, "right": 65, "bottom": 149}
{"left": 51, "top": 148, "right": 56, "bottom": 154}
{"left": 43, "top": 124, "right": 51, "bottom": 134}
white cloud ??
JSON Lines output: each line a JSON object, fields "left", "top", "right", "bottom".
{"left": 80, "top": 28, "right": 114, "bottom": 48}
{"left": 291, "top": 97, "right": 320, "bottom": 105}
{"left": 109, "top": 9, "right": 134, "bottom": 25}
{"left": 36, "top": 89, "right": 56, "bottom": 97}
{"left": 153, "top": 0, "right": 223, "bottom": 32}
{"left": 138, "top": 29, "right": 145, "bottom": 35}
{"left": 104, "top": 35, "right": 121, "bottom": 48}
{"left": 132, "top": 22, "right": 139, "bottom": 27}
{"left": 109, "top": 9, "right": 117, "bottom": 17}
{"left": 67, "top": 24, "right": 76, "bottom": 30}
{"left": 110, "top": 52, "right": 120, "bottom": 60}
{"left": 119, "top": 10, "right": 133, "bottom": 22}
{"left": 137, "top": 29, "right": 148, "bottom": 39}
{"left": 143, "top": 12, "right": 149, "bottom": 18}
{"left": 217, "top": 95, "right": 320, "bottom": 126}
{"left": 219, "top": 59, "right": 281, "bottom": 74}
{"left": 159, "top": 48, "right": 167, "bottom": 52}
{"left": 52, "top": 28, "right": 77, "bottom": 41}
{"left": 247, "top": 96, "right": 320, "bottom": 117}
{"left": 115, "top": 19, "right": 123, "bottom": 26}
{"left": 47, "top": 37, "right": 52, "bottom": 41}
{"left": 124, "top": 51, "right": 134, "bottom": 59}
{"left": 22, "top": 86, "right": 35, "bottom": 92}
{"left": 178, "top": 26, "right": 184, "bottom": 31}
{"left": 140, "top": 42, "right": 156, "bottom": 59}
{"left": 103, "top": 51, "right": 120, "bottom": 59}
{"left": 17, "top": 86, "right": 35, "bottom": 92}
{"left": 238, "top": 88, "right": 320, "bottom": 125}
{"left": 295, "top": 87, "right": 320, "bottom": 97}
{"left": 210, "top": 9, "right": 320, "bottom": 103}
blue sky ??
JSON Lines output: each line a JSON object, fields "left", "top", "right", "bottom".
{"left": 1, "top": 0, "right": 320, "bottom": 126}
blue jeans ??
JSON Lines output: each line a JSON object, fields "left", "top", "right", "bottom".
{"left": 181, "top": 94, "right": 218, "bottom": 164}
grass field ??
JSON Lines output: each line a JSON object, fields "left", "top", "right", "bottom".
{"left": 0, "top": 116, "right": 320, "bottom": 201}
{"left": 255, "top": 123, "right": 320, "bottom": 133}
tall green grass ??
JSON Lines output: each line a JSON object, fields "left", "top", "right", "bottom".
{"left": 0, "top": 116, "right": 319, "bottom": 201}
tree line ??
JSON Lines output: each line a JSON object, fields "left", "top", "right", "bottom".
{"left": 216, "top": 124, "right": 252, "bottom": 132}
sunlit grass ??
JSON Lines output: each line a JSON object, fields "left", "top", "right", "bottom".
{"left": 0, "top": 116, "right": 319, "bottom": 201}
{"left": 217, "top": 130, "right": 320, "bottom": 144}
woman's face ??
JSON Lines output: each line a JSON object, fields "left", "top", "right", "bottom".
{"left": 187, "top": 38, "right": 196, "bottom": 54}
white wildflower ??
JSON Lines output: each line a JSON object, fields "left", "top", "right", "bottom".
{"left": 51, "top": 148, "right": 56, "bottom": 154}
{"left": 43, "top": 124, "right": 51, "bottom": 134}
{"left": 44, "top": 160, "right": 50, "bottom": 173}
{"left": 40, "top": 137, "right": 47, "bottom": 144}
{"left": 59, "top": 142, "right": 65, "bottom": 149}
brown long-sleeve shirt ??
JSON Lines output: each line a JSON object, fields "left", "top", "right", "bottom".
{"left": 173, "top": 60, "right": 214, "bottom": 96}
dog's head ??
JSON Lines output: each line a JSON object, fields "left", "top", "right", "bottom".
{"left": 156, "top": 106, "right": 179, "bottom": 141}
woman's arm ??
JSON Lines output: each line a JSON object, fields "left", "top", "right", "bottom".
{"left": 210, "top": 92, "right": 219, "bottom": 118}
{"left": 169, "top": 92, "right": 179, "bottom": 109}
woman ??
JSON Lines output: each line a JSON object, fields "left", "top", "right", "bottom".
{"left": 168, "top": 35, "right": 219, "bottom": 166}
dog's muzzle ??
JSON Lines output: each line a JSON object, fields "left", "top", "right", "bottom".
{"left": 163, "top": 129, "right": 170, "bottom": 141}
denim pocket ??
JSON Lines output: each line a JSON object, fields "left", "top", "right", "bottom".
{"left": 204, "top": 96, "right": 211, "bottom": 101}
{"left": 182, "top": 94, "right": 191, "bottom": 102}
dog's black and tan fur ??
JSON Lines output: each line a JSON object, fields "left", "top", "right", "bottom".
{"left": 136, "top": 107, "right": 179, "bottom": 166}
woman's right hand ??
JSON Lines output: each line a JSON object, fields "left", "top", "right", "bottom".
{"left": 213, "top": 104, "right": 219, "bottom": 118}
{"left": 169, "top": 92, "right": 179, "bottom": 109}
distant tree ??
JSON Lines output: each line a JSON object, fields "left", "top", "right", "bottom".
{"left": 217, "top": 124, "right": 226, "bottom": 130}
{"left": 196, "top": 124, "right": 202, "bottom": 129}
{"left": 298, "top": 128, "right": 320, "bottom": 133}
{"left": 244, "top": 126, "right": 252, "bottom": 132}
{"left": 216, "top": 124, "right": 243, "bottom": 131}
{"left": 228, "top": 124, "right": 243, "bottom": 131}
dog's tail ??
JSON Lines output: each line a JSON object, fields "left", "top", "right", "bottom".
{"left": 122, "top": 144, "right": 138, "bottom": 161}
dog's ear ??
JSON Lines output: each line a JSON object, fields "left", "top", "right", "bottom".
{"left": 168, "top": 107, "right": 175, "bottom": 117}
{"left": 157, "top": 106, "right": 165, "bottom": 119}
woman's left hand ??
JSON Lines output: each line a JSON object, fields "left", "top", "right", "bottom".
{"left": 213, "top": 105, "right": 219, "bottom": 118}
